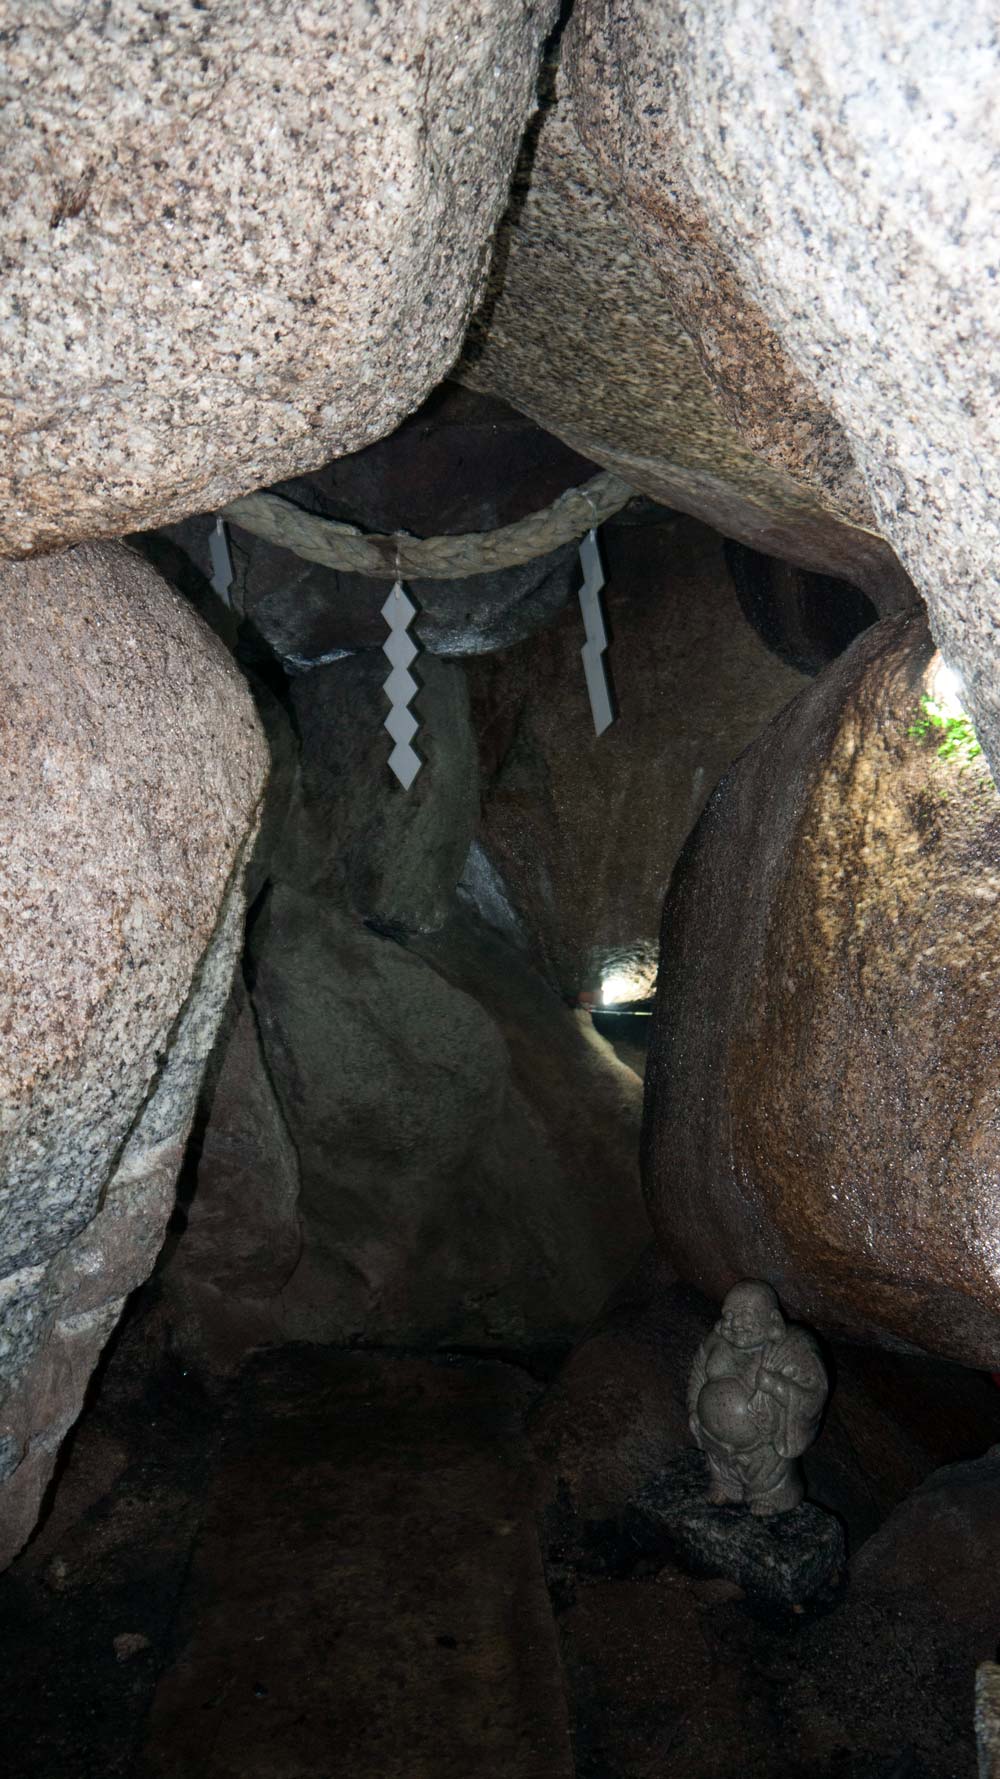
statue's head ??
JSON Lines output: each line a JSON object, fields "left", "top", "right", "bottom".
{"left": 717, "top": 1280, "right": 784, "bottom": 1350}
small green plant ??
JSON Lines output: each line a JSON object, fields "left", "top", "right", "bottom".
{"left": 908, "top": 693, "right": 984, "bottom": 772}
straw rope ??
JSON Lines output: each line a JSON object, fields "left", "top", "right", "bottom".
{"left": 221, "top": 469, "right": 634, "bottom": 580}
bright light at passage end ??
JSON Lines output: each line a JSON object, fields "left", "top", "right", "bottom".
{"left": 930, "top": 657, "right": 966, "bottom": 719}
{"left": 601, "top": 971, "right": 645, "bottom": 1006}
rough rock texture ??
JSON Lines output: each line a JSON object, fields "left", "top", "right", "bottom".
{"left": 0, "top": 542, "right": 267, "bottom": 1567}
{"left": 148, "top": 387, "right": 598, "bottom": 664}
{"left": 280, "top": 652, "right": 479, "bottom": 934}
{"left": 164, "top": 892, "right": 647, "bottom": 1358}
{"left": 254, "top": 893, "right": 646, "bottom": 1347}
{"left": 774, "top": 1449, "right": 1000, "bottom": 1774}
{"left": 0, "top": 1341, "right": 574, "bottom": 1779}
{"left": 978, "top": 1663, "right": 1000, "bottom": 1779}
{"left": 241, "top": 677, "right": 299, "bottom": 907}
{"left": 565, "top": 0, "right": 1000, "bottom": 779}
{"left": 644, "top": 612, "right": 1000, "bottom": 1365}
{"left": 159, "top": 608, "right": 647, "bottom": 1364}
{"left": 529, "top": 1255, "right": 698, "bottom": 1523}
{"left": 459, "top": 71, "right": 916, "bottom": 614}
{"left": 851, "top": 1447, "right": 1000, "bottom": 1646}
{"left": 468, "top": 511, "right": 808, "bottom": 996}
{"left": 0, "top": 3, "right": 558, "bottom": 555}
{"left": 4, "top": 1257, "right": 999, "bottom": 1779}
{"left": 246, "top": 889, "right": 509, "bottom": 1345}
{"left": 163, "top": 984, "right": 302, "bottom": 1371}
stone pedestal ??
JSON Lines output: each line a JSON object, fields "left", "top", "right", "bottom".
{"left": 631, "top": 1450, "right": 845, "bottom": 1607}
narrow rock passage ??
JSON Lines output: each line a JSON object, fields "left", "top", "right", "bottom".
{"left": 138, "top": 1350, "right": 573, "bottom": 1779}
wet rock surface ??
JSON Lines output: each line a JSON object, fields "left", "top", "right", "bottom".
{"left": 644, "top": 612, "right": 1000, "bottom": 1366}
{"left": 0, "top": 542, "right": 267, "bottom": 1569}
{"left": 0, "top": 7, "right": 558, "bottom": 554}
{"left": 241, "top": 895, "right": 645, "bottom": 1349}
{"left": 468, "top": 510, "right": 809, "bottom": 996}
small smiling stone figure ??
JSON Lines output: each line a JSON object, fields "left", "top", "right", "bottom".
{"left": 687, "top": 1281, "right": 828, "bottom": 1516}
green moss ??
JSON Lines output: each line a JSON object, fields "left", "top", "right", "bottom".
{"left": 908, "top": 693, "right": 984, "bottom": 773}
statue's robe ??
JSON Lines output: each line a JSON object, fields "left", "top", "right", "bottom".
{"left": 688, "top": 1322, "right": 827, "bottom": 1501}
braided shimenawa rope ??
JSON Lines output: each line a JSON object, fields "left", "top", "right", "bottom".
{"left": 221, "top": 469, "right": 634, "bottom": 580}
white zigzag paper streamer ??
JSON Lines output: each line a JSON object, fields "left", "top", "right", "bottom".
{"left": 578, "top": 527, "right": 614, "bottom": 736}
{"left": 382, "top": 581, "right": 422, "bottom": 788}
{"left": 209, "top": 515, "right": 233, "bottom": 606}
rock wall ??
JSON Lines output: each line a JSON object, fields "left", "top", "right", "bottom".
{"left": 252, "top": 890, "right": 645, "bottom": 1351}
{"left": 169, "top": 892, "right": 650, "bottom": 1368}
{"left": 163, "top": 500, "right": 879, "bottom": 1364}
{"left": 161, "top": 648, "right": 649, "bottom": 1366}
{"left": 565, "top": 0, "right": 1000, "bottom": 777}
{"left": 467, "top": 511, "right": 809, "bottom": 996}
{"left": 0, "top": 2, "right": 559, "bottom": 554}
{"left": 643, "top": 612, "right": 1000, "bottom": 1367}
{"left": 459, "top": 62, "right": 916, "bottom": 614}
{"left": 0, "top": 543, "right": 267, "bottom": 1566}
{"left": 280, "top": 653, "right": 479, "bottom": 935}
{"left": 163, "top": 979, "right": 302, "bottom": 1357}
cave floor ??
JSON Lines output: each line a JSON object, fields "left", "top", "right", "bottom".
{"left": 0, "top": 1326, "right": 572, "bottom": 1779}
{"left": 138, "top": 1346, "right": 572, "bottom": 1779}
{"left": 0, "top": 1301, "right": 995, "bottom": 1779}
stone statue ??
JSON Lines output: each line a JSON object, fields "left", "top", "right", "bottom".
{"left": 687, "top": 1281, "right": 828, "bottom": 1515}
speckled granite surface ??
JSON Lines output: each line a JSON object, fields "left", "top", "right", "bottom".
{"left": 461, "top": 88, "right": 915, "bottom": 611}
{"left": 0, "top": 542, "right": 267, "bottom": 1566}
{"left": 0, "top": 1, "right": 557, "bottom": 554}
{"left": 568, "top": 0, "right": 1000, "bottom": 777}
